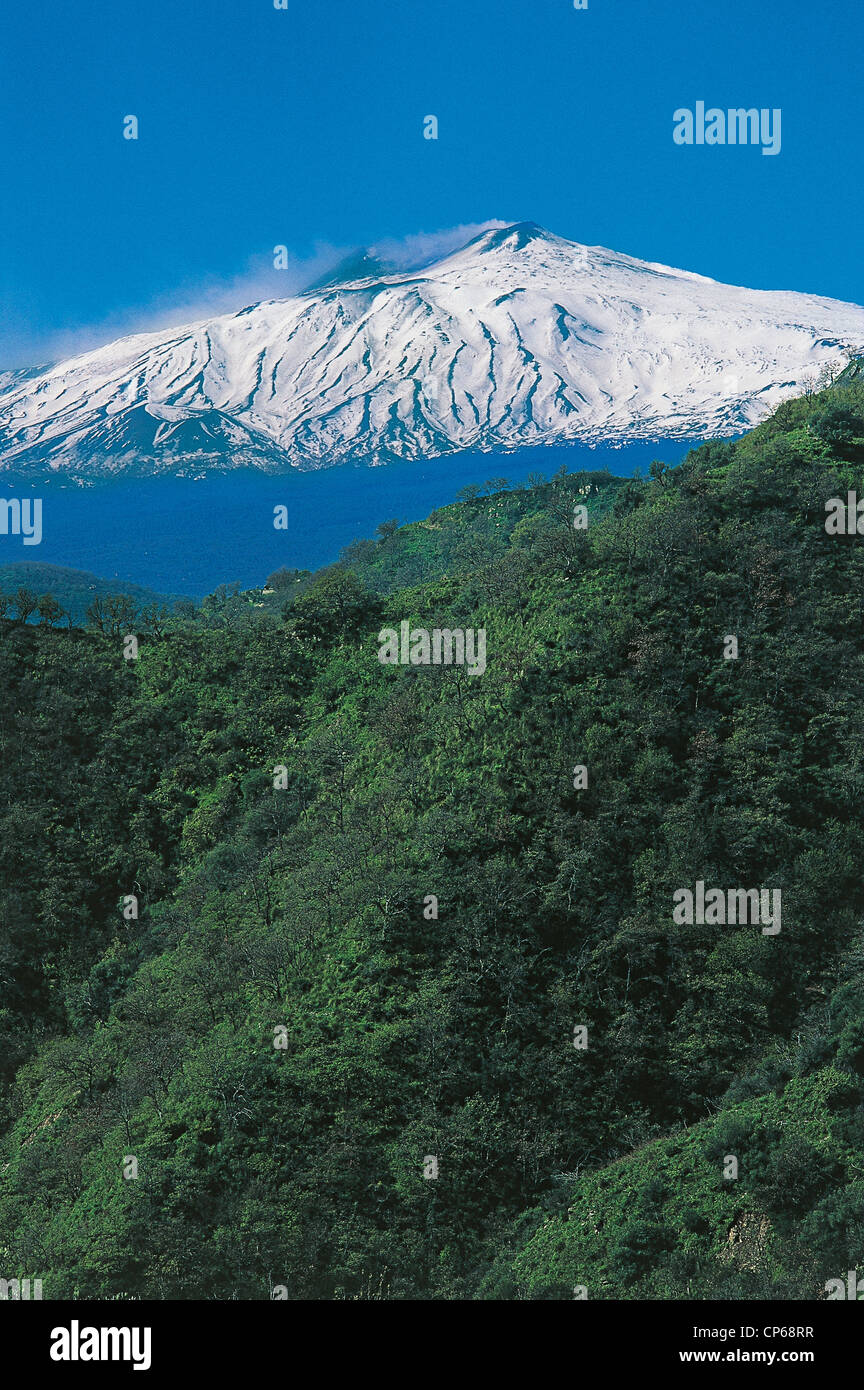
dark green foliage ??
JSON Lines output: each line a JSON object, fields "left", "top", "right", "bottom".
{"left": 0, "top": 561, "right": 181, "bottom": 626}
{"left": 4, "top": 378, "right": 864, "bottom": 1298}
{"left": 810, "top": 403, "right": 864, "bottom": 455}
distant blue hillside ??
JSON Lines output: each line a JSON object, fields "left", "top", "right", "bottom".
{"left": 5, "top": 439, "right": 696, "bottom": 596}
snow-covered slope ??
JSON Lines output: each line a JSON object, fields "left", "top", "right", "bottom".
{"left": 2, "top": 222, "right": 863, "bottom": 477}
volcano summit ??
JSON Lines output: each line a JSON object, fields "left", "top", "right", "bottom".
{"left": 2, "top": 222, "right": 863, "bottom": 479}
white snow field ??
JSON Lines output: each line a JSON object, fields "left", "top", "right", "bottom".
{"left": 2, "top": 222, "right": 864, "bottom": 476}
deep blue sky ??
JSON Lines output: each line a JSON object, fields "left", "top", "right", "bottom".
{"left": 1, "top": 0, "right": 860, "bottom": 367}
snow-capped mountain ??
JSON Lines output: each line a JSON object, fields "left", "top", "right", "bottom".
{"left": 3, "top": 222, "right": 864, "bottom": 478}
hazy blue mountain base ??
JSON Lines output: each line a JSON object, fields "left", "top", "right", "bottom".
{"left": 3, "top": 381, "right": 864, "bottom": 1299}
{"left": 1, "top": 440, "right": 693, "bottom": 596}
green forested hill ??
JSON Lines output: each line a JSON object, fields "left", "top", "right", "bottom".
{"left": 3, "top": 382, "right": 864, "bottom": 1299}
{"left": 0, "top": 562, "right": 180, "bottom": 626}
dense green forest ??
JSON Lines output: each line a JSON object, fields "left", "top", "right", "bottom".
{"left": 4, "top": 376, "right": 864, "bottom": 1300}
